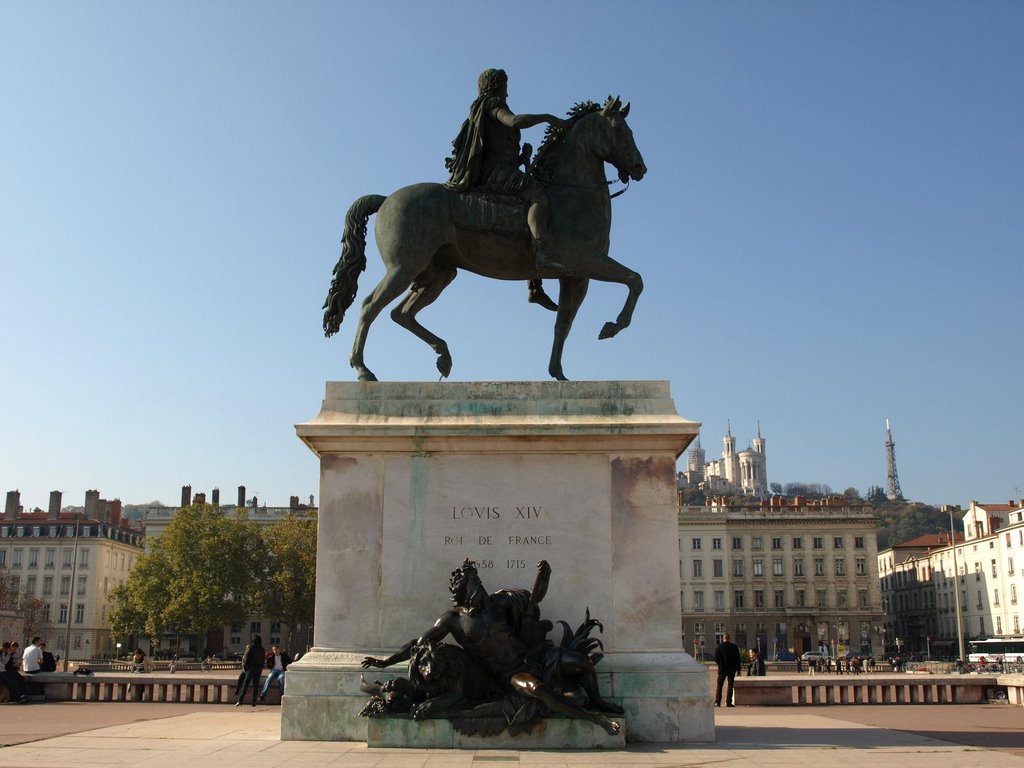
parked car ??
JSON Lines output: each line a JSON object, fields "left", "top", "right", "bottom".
{"left": 801, "top": 650, "right": 828, "bottom": 660}
{"left": 774, "top": 651, "right": 798, "bottom": 661}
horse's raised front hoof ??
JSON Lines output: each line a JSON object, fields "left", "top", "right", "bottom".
{"left": 436, "top": 352, "right": 453, "bottom": 379}
{"left": 598, "top": 321, "right": 620, "bottom": 340}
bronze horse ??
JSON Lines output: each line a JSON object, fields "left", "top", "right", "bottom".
{"left": 323, "top": 97, "right": 647, "bottom": 381}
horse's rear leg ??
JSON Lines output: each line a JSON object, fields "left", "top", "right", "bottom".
{"left": 391, "top": 264, "right": 458, "bottom": 378}
{"left": 349, "top": 267, "right": 416, "bottom": 381}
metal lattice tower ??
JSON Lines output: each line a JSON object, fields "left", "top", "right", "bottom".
{"left": 885, "top": 418, "right": 904, "bottom": 500}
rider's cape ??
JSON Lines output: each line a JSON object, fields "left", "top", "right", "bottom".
{"left": 445, "top": 96, "right": 503, "bottom": 191}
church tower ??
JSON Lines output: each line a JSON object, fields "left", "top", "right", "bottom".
{"left": 723, "top": 421, "right": 739, "bottom": 486}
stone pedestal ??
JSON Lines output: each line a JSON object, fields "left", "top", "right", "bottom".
{"left": 282, "top": 381, "right": 713, "bottom": 744}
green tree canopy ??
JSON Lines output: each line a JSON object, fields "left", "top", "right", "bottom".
{"left": 259, "top": 511, "right": 317, "bottom": 651}
{"left": 109, "top": 504, "right": 267, "bottom": 653}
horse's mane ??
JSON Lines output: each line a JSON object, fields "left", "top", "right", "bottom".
{"left": 530, "top": 100, "right": 602, "bottom": 182}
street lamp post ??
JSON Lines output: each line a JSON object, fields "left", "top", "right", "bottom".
{"left": 61, "top": 515, "right": 82, "bottom": 672}
{"left": 944, "top": 504, "right": 967, "bottom": 663}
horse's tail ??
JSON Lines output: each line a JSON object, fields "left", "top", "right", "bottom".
{"left": 322, "top": 194, "right": 388, "bottom": 337}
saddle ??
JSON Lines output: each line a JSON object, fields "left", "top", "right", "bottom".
{"left": 449, "top": 190, "right": 530, "bottom": 239}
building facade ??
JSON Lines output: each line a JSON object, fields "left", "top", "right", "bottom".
{"left": 678, "top": 496, "right": 883, "bottom": 659}
{"left": 878, "top": 499, "right": 1024, "bottom": 656}
{"left": 1, "top": 489, "right": 145, "bottom": 660}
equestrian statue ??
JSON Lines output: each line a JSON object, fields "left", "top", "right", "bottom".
{"left": 323, "top": 68, "right": 647, "bottom": 381}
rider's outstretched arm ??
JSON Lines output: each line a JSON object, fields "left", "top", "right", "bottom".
{"left": 494, "top": 107, "right": 565, "bottom": 131}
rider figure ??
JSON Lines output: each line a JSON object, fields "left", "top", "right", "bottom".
{"left": 446, "top": 68, "right": 567, "bottom": 308}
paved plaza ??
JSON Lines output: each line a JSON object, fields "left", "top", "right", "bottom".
{"left": 0, "top": 702, "right": 1021, "bottom": 768}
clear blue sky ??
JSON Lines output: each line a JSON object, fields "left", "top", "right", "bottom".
{"left": 2, "top": 1, "right": 1021, "bottom": 511}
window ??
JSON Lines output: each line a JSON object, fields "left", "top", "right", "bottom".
{"left": 751, "top": 536, "right": 763, "bottom": 550}
{"left": 42, "top": 603, "right": 50, "bottom": 622}
{"left": 994, "top": 588, "right": 1000, "bottom": 606}
{"left": 733, "top": 559, "right": 744, "bottom": 577}
{"left": 12, "top": 549, "right": 22, "bottom": 568}
{"left": 59, "top": 603, "right": 68, "bottom": 623}
{"left": 1015, "top": 615, "right": 1021, "bottom": 634}
{"left": 814, "top": 558, "right": 825, "bottom": 576}
{"left": 230, "top": 626, "right": 241, "bottom": 645}
{"left": 0, "top": 551, "right": 5, "bottom": 567}
{"left": 975, "top": 563, "right": 981, "bottom": 581}
{"left": 77, "top": 576, "right": 87, "bottom": 596}
{"left": 26, "top": 576, "right": 36, "bottom": 594}
{"left": 833, "top": 536, "right": 844, "bottom": 549}
{"left": 835, "top": 558, "right": 846, "bottom": 576}
{"left": 60, "top": 576, "right": 71, "bottom": 596}
{"left": 774, "top": 589, "right": 785, "bottom": 608}
{"left": 773, "top": 558, "right": 784, "bottom": 577}
{"left": 855, "top": 557, "right": 867, "bottom": 575}
{"left": 714, "top": 590, "right": 725, "bottom": 611}
{"left": 997, "top": 616, "right": 1003, "bottom": 634}
{"left": 753, "top": 558, "right": 764, "bottom": 577}
{"left": 1009, "top": 558, "right": 1015, "bottom": 576}
{"left": 754, "top": 589, "right": 765, "bottom": 608}
{"left": 992, "top": 559, "right": 998, "bottom": 578}
{"left": 250, "top": 621, "right": 262, "bottom": 636}
{"left": 713, "top": 559, "right": 723, "bottom": 578}
{"left": 693, "top": 590, "right": 704, "bottom": 610}
{"left": 45, "top": 549, "right": 56, "bottom": 569}
{"left": 815, "top": 589, "right": 826, "bottom": 608}
{"left": 1012, "top": 585, "right": 1018, "bottom": 605}
{"left": 43, "top": 576, "right": 53, "bottom": 595}
{"left": 692, "top": 538, "right": 702, "bottom": 551}
{"left": 63, "top": 549, "right": 73, "bottom": 568}
{"left": 80, "top": 549, "right": 90, "bottom": 568}
{"left": 796, "top": 589, "right": 806, "bottom": 607}
{"left": 792, "top": 536, "right": 803, "bottom": 550}
{"left": 794, "top": 558, "right": 804, "bottom": 577}
{"left": 837, "top": 589, "right": 848, "bottom": 608}
{"left": 977, "top": 590, "right": 984, "bottom": 609}
{"left": 813, "top": 537, "right": 823, "bottom": 549}
{"left": 771, "top": 537, "right": 782, "bottom": 550}
{"left": 693, "top": 559, "right": 703, "bottom": 578}
{"left": 712, "top": 537, "right": 723, "bottom": 550}
{"left": 732, "top": 537, "right": 743, "bottom": 550}
{"left": 855, "top": 536, "right": 865, "bottom": 548}
{"left": 75, "top": 603, "right": 85, "bottom": 624}
{"left": 734, "top": 590, "right": 745, "bottom": 609}
{"left": 82, "top": 526, "right": 91, "bottom": 537}
{"left": 28, "top": 548, "right": 39, "bottom": 567}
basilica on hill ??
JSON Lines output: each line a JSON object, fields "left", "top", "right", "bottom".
{"left": 680, "top": 423, "right": 768, "bottom": 498}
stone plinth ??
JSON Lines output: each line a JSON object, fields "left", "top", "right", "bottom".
{"left": 282, "top": 381, "right": 713, "bottom": 744}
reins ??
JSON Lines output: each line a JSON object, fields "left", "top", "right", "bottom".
{"left": 537, "top": 176, "right": 631, "bottom": 199}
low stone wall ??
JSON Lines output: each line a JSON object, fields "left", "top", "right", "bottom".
{"left": 22, "top": 672, "right": 281, "bottom": 704}
{"left": 732, "top": 674, "right": 1021, "bottom": 706}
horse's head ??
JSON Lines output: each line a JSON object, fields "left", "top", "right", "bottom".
{"left": 597, "top": 96, "right": 646, "bottom": 183}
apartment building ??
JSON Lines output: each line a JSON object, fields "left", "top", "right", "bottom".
{"left": 878, "top": 500, "right": 1024, "bottom": 655}
{"left": 679, "top": 496, "right": 883, "bottom": 659}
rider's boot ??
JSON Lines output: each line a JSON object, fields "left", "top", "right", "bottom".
{"left": 527, "top": 278, "right": 558, "bottom": 311}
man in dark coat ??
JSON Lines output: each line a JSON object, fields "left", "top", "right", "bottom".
{"left": 235, "top": 635, "right": 265, "bottom": 707}
{"left": 713, "top": 633, "right": 742, "bottom": 707}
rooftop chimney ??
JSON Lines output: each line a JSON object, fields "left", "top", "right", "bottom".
{"left": 109, "top": 499, "right": 122, "bottom": 526}
{"left": 48, "top": 491, "right": 62, "bottom": 519}
{"left": 4, "top": 490, "right": 20, "bottom": 520}
{"left": 238, "top": 486, "right": 246, "bottom": 508}
{"left": 181, "top": 485, "right": 191, "bottom": 508}
{"left": 84, "top": 490, "right": 101, "bottom": 518}
{"left": 212, "top": 488, "right": 220, "bottom": 506}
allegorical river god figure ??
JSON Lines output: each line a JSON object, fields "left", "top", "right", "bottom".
{"left": 360, "top": 559, "right": 623, "bottom": 736}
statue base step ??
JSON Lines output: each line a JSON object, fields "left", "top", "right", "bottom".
{"left": 366, "top": 715, "right": 625, "bottom": 749}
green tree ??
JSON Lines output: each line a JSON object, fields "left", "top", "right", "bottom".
{"left": 109, "top": 504, "right": 267, "bottom": 657}
{"left": 259, "top": 512, "right": 317, "bottom": 651}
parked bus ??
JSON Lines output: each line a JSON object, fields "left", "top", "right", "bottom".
{"left": 967, "top": 637, "right": 1024, "bottom": 664}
